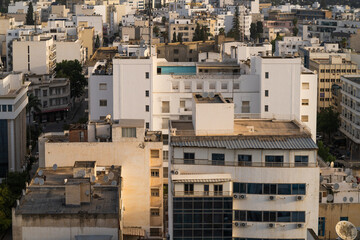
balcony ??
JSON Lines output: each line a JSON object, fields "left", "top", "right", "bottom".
{"left": 173, "top": 191, "right": 232, "bottom": 197}
{"left": 172, "top": 158, "right": 317, "bottom": 167}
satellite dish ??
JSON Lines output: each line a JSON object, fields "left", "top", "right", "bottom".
{"left": 111, "top": 165, "right": 115, "bottom": 170}
{"left": 53, "top": 164, "right": 57, "bottom": 171}
{"left": 336, "top": 221, "right": 357, "bottom": 240}
{"left": 346, "top": 176, "right": 353, "bottom": 183}
{"left": 38, "top": 170, "right": 43, "bottom": 176}
{"left": 352, "top": 183, "right": 358, "bottom": 188}
{"left": 106, "top": 114, "right": 112, "bottom": 121}
{"left": 203, "top": 92, "right": 208, "bottom": 97}
{"left": 85, "top": 190, "right": 90, "bottom": 196}
{"left": 150, "top": 134, "right": 157, "bottom": 141}
{"left": 111, "top": 180, "right": 117, "bottom": 186}
{"left": 108, "top": 172, "right": 114, "bottom": 180}
{"left": 334, "top": 183, "right": 340, "bottom": 190}
{"left": 34, "top": 178, "right": 39, "bottom": 184}
{"left": 91, "top": 175, "right": 96, "bottom": 182}
{"left": 350, "top": 197, "right": 354, "bottom": 202}
{"left": 327, "top": 194, "right": 334, "bottom": 202}
{"left": 104, "top": 175, "right": 109, "bottom": 182}
{"left": 209, "top": 92, "right": 215, "bottom": 98}
{"left": 39, "top": 179, "right": 44, "bottom": 185}
{"left": 343, "top": 197, "right": 347, "bottom": 202}
{"left": 345, "top": 168, "right": 352, "bottom": 175}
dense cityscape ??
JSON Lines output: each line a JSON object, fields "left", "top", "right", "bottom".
{"left": 1, "top": 0, "right": 360, "bottom": 239}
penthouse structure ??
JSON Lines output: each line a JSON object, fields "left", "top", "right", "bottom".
{"left": 168, "top": 93, "right": 320, "bottom": 240}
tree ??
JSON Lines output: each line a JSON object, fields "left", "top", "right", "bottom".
{"left": 161, "top": 16, "right": 166, "bottom": 25}
{"left": 317, "top": 107, "right": 340, "bottom": 141}
{"left": 26, "top": 93, "right": 41, "bottom": 124}
{"left": 320, "top": 0, "right": 327, "bottom": 9}
{"left": 177, "top": 33, "right": 183, "bottom": 43}
{"left": 193, "top": 23, "right": 201, "bottom": 41}
{"left": 256, "top": 21, "right": 263, "bottom": 37}
{"left": 172, "top": 32, "right": 177, "bottom": 42}
{"left": 341, "top": 38, "right": 347, "bottom": 48}
{"left": 26, "top": 2, "right": 34, "bottom": 25}
{"left": 153, "top": 26, "right": 160, "bottom": 37}
{"left": 95, "top": 35, "right": 100, "bottom": 49}
{"left": 271, "top": 34, "right": 283, "bottom": 54}
{"left": 200, "top": 25, "right": 208, "bottom": 42}
{"left": 229, "top": 6, "right": 240, "bottom": 41}
{"left": 219, "top": 28, "right": 225, "bottom": 35}
{"left": 55, "top": 60, "right": 87, "bottom": 98}
{"left": 161, "top": 31, "right": 168, "bottom": 43}
{"left": 250, "top": 23, "right": 257, "bottom": 40}
{"left": 292, "top": 18, "right": 298, "bottom": 36}
{"left": 0, "top": 185, "right": 13, "bottom": 233}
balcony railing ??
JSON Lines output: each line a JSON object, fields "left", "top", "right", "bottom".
{"left": 172, "top": 158, "right": 317, "bottom": 167}
{"left": 173, "top": 191, "right": 232, "bottom": 197}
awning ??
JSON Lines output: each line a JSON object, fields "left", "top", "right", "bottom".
{"left": 123, "top": 227, "right": 145, "bottom": 237}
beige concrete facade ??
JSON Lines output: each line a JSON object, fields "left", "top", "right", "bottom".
{"left": 309, "top": 56, "right": 358, "bottom": 111}
{"left": 78, "top": 27, "right": 95, "bottom": 59}
{"left": 169, "top": 23, "right": 196, "bottom": 42}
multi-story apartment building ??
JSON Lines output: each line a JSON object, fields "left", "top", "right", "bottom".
{"left": 298, "top": 43, "right": 343, "bottom": 69}
{"left": 238, "top": 5, "right": 252, "bottom": 41}
{"left": 88, "top": 55, "right": 318, "bottom": 140}
{"left": 169, "top": 19, "right": 196, "bottom": 43}
{"left": 38, "top": 120, "right": 165, "bottom": 239}
{"left": 26, "top": 74, "right": 71, "bottom": 122}
{"left": 0, "top": 72, "right": 29, "bottom": 178}
{"left": 309, "top": 55, "right": 358, "bottom": 111}
{"left": 168, "top": 93, "right": 319, "bottom": 240}
{"left": 275, "top": 37, "right": 319, "bottom": 57}
{"left": 292, "top": 9, "right": 331, "bottom": 20}
{"left": 12, "top": 33, "right": 56, "bottom": 75}
{"left": 13, "top": 163, "right": 122, "bottom": 240}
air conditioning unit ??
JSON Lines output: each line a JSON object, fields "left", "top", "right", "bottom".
{"left": 233, "top": 194, "right": 240, "bottom": 199}
{"left": 296, "top": 195, "right": 304, "bottom": 201}
{"left": 269, "top": 195, "right": 276, "bottom": 200}
{"left": 234, "top": 222, "right": 247, "bottom": 227}
{"left": 239, "top": 194, "right": 246, "bottom": 199}
{"left": 268, "top": 223, "right": 276, "bottom": 228}
{"left": 297, "top": 223, "right": 304, "bottom": 228}
{"left": 173, "top": 170, "right": 180, "bottom": 175}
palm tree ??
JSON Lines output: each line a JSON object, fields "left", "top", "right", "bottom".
{"left": 26, "top": 94, "right": 41, "bottom": 124}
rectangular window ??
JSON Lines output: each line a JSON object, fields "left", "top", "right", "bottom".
{"left": 209, "top": 82, "right": 216, "bottom": 89}
{"left": 151, "top": 150, "right": 160, "bottom": 158}
{"left": 162, "top": 101, "right": 170, "bottom": 113}
{"left": 265, "top": 105, "right": 269, "bottom": 112}
{"left": 145, "top": 90, "right": 149, "bottom": 97}
{"left": 264, "top": 184, "right": 277, "bottom": 195}
{"left": 204, "top": 184, "right": 209, "bottom": 196}
{"left": 184, "top": 183, "right": 194, "bottom": 195}
{"left": 265, "top": 155, "right": 283, "bottom": 166}
{"left": 221, "top": 83, "right": 228, "bottom": 90}
{"left": 174, "top": 49, "right": 179, "bottom": 54}
{"left": 265, "top": 72, "right": 269, "bottom": 79}
{"left": 302, "top": 82, "right": 309, "bottom": 89}
{"left": 234, "top": 210, "right": 246, "bottom": 221}
{"left": 277, "top": 211, "right": 291, "bottom": 222}
{"left": 43, "top": 90, "right": 47, "bottom": 97}
{"left": 150, "top": 228, "right": 161, "bottom": 237}
{"left": 340, "top": 217, "right": 349, "bottom": 221}
{"left": 99, "top": 100, "right": 107, "bottom": 107}
{"left": 7, "top": 105, "right": 12, "bottom": 112}
{"left": 151, "top": 169, "right": 159, "bottom": 177}
{"left": 146, "top": 122, "right": 149, "bottom": 129}
{"left": 265, "top": 90, "right": 269, "bottom": 97}
{"left": 277, "top": 184, "right": 291, "bottom": 195}
{"left": 292, "top": 184, "right": 306, "bottom": 195}
{"left": 301, "top": 115, "right": 309, "bottom": 122}
{"left": 145, "top": 72, "right": 150, "bottom": 79}
{"left": 238, "top": 155, "right": 252, "bottom": 166}
{"left": 146, "top": 105, "right": 149, "bottom": 112}
{"left": 162, "top": 118, "right": 169, "bottom": 129}
{"left": 214, "top": 184, "right": 223, "bottom": 196}
{"left": 233, "top": 82, "right": 240, "bottom": 90}
{"left": 180, "top": 100, "right": 185, "bottom": 108}
{"left": 184, "top": 152, "right": 195, "bottom": 164}
{"left": 151, "top": 209, "right": 160, "bottom": 216}
{"left": 122, "top": 127, "right": 136, "bottom": 137}
{"left": 196, "top": 82, "right": 203, "bottom": 90}
{"left": 242, "top": 101, "right": 250, "bottom": 113}
{"left": 295, "top": 156, "right": 309, "bottom": 166}
{"left": 151, "top": 189, "right": 160, "bottom": 197}
{"left": 319, "top": 217, "right": 325, "bottom": 236}
{"left": 212, "top": 153, "right": 225, "bottom": 165}
{"left": 302, "top": 99, "right": 309, "bottom": 105}
{"left": 233, "top": 182, "right": 246, "bottom": 194}
{"left": 99, "top": 83, "right": 107, "bottom": 90}
{"left": 247, "top": 211, "right": 263, "bottom": 221}
{"left": 263, "top": 211, "right": 277, "bottom": 222}
{"left": 2, "top": 105, "right": 6, "bottom": 112}
{"left": 163, "top": 150, "right": 168, "bottom": 160}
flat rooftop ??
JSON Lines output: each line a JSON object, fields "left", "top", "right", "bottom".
{"left": 193, "top": 93, "right": 228, "bottom": 104}
{"left": 16, "top": 166, "right": 121, "bottom": 215}
{"left": 342, "top": 75, "right": 360, "bottom": 85}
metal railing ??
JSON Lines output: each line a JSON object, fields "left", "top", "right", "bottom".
{"left": 172, "top": 158, "right": 317, "bottom": 167}
{"left": 173, "top": 191, "right": 232, "bottom": 197}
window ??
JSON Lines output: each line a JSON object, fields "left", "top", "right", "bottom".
{"left": 265, "top": 72, "right": 269, "bottom": 79}
{"left": 247, "top": 183, "right": 263, "bottom": 194}
{"left": 157, "top": 67, "right": 162, "bottom": 74}
{"left": 162, "top": 101, "right": 170, "bottom": 113}
{"left": 184, "top": 183, "right": 194, "bottom": 195}
{"left": 196, "top": 82, "right": 203, "bottom": 90}
{"left": 233, "top": 182, "right": 246, "bottom": 193}
{"left": 214, "top": 184, "right": 223, "bottom": 196}
{"left": 163, "top": 150, "right": 168, "bottom": 160}
{"left": 302, "top": 82, "right": 309, "bottom": 89}
{"left": 151, "top": 150, "right": 160, "bottom": 158}
{"left": 99, "top": 100, "right": 107, "bottom": 107}
{"left": 295, "top": 156, "right": 308, "bottom": 166}
{"left": 278, "top": 184, "right": 291, "bottom": 194}
{"left": 234, "top": 183, "right": 306, "bottom": 195}
{"left": 301, "top": 115, "right": 309, "bottom": 122}
{"left": 184, "top": 152, "right": 195, "bottom": 164}
{"left": 204, "top": 184, "right": 209, "bottom": 195}
{"left": 265, "top": 155, "right": 283, "bottom": 166}
{"left": 264, "top": 184, "right": 277, "bottom": 194}
{"left": 172, "top": 82, "right": 179, "bottom": 90}
{"left": 162, "top": 118, "right": 169, "bottom": 129}
{"left": 292, "top": 184, "right": 306, "bottom": 195}
{"left": 43, "top": 101, "right": 48, "bottom": 108}
{"left": 302, "top": 99, "right": 309, "bottom": 106}
{"left": 238, "top": 155, "right": 252, "bottom": 166}
{"left": 247, "top": 211, "right": 263, "bottom": 221}
{"left": 318, "top": 217, "right": 325, "bottom": 236}
{"left": 221, "top": 83, "right": 228, "bottom": 90}
{"left": 99, "top": 83, "right": 107, "bottom": 90}
{"left": 233, "top": 83, "right": 240, "bottom": 90}
{"left": 265, "top": 90, "right": 269, "bottom": 97}
{"left": 122, "top": 127, "right": 136, "bottom": 138}
{"left": 264, "top": 105, "right": 269, "bottom": 112}
{"left": 7, "top": 105, "right": 12, "bottom": 112}
{"left": 151, "top": 189, "right": 160, "bottom": 197}
{"left": 145, "top": 72, "right": 149, "bottom": 79}
{"left": 212, "top": 153, "right": 225, "bottom": 165}
{"left": 242, "top": 101, "right": 250, "bottom": 113}
{"left": 43, "top": 90, "right": 47, "bottom": 97}
{"left": 180, "top": 100, "right": 185, "bottom": 108}
{"left": 151, "top": 209, "right": 160, "bottom": 216}
{"left": 174, "top": 49, "right": 179, "bottom": 54}
{"left": 340, "top": 217, "right": 349, "bottom": 221}
{"left": 151, "top": 169, "right": 159, "bottom": 177}
{"left": 146, "top": 122, "right": 149, "bottom": 129}
{"left": 145, "top": 90, "right": 149, "bottom": 97}
{"left": 150, "top": 228, "right": 161, "bottom": 237}
{"left": 209, "top": 82, "right": 216, "bottom": 89}
{"left": 146, "top": 105, "right": 149, "bottom": 112}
